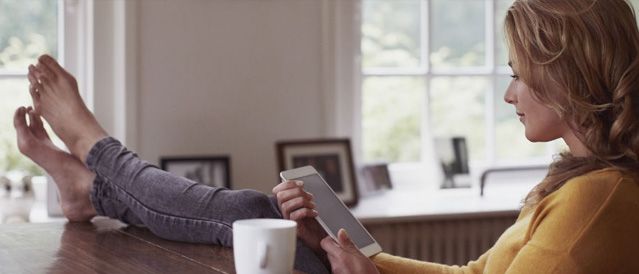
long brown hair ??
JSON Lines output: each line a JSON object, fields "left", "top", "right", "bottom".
{"left": 504, "top": 0, "right": 639, "bottom": 208}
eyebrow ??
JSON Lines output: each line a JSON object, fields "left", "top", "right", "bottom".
{"left": 508, "top": 61, "right": 512, "bottom": 67}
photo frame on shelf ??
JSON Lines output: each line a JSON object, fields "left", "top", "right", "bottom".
{"left": 160, "top": 156, "right": 231, "bottom": 189}
{"left": 359, "top": 162, "right": 392, "bottom": 195}
{"left": 435, "top": 136, "right": 470, "bottom": 189}
{"left": 276, "top": 139, "right": 359, "bottom": 206}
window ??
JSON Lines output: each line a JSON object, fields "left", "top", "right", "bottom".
{"left": 0, "top": 0, "right": 61, "bottom": 175}
{"left": 360, "top": 0, "right": 560, "bottom": 169}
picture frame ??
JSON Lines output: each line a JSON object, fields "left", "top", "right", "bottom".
{"left": 160, "top": 156, "right": 231, "bottom": 189}
{"left": 276, "top": 139, "right": 359, "bottom": 206}
{"left": 359, "top": 162, "right": 392, "bottom": 195}
{"left": 435, "top": 137, "right": 470, "bottom": 189}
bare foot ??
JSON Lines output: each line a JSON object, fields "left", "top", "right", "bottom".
{"left": 26, "top": 54, "right": 107, "bottom": 164}
{"left": 14, "top": 106, "right": 97, "bottom": 222}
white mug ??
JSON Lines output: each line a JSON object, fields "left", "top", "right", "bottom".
{"left": 233, "top": 218, "right": 297, "bottom": 274}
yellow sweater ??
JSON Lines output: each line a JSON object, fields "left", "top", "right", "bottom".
{"left": 371, "top": 168, "right": 639, "bottom": 273}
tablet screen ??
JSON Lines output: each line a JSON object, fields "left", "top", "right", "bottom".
{"left": 297, "top": 174, "right": 375, "bottom": 248}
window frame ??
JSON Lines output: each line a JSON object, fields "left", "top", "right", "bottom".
{"left": 326, "top": 0, "right": 558, "bottom": 188}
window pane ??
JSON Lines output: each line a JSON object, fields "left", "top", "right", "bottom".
{"left": 629, "top": 1, "right": 639, "bottom": 30}
{"left": 496, "top": 0, "right": 515, "bottom": 67}
{"left": 431, "top": 0, "right": 485, "bottom": 68}
{"left": 494, "top": 76, "right": 546, "bottom": 158}
{"left": 0, "top": 79, "right": 45, "bottom": 175}
{"left": 362, "top": 76, "right": 424, "bottom": 163}
{"left": 0, "top": 0, "right": 58, "bottom": 69}
{"left": 430, "top": 77, "right": 485, "bottom": 159}
{"left": 362, "top": 0, "right": 422, "bottom": 69}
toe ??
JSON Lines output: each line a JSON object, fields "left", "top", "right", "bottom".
{"left": 35, "top": 62, "right": 56, "bottom": 81}
{"left": 39, "top": 54, "right": 65, "bottom": 75}
{"left": 27, "top": 108, "right": 50, "bottom": 140}
{"left": 13, "top": 107, "right": 28, "bottom": 130}
{"left": 13, "top": 107, "right": 34, "bottom": 153}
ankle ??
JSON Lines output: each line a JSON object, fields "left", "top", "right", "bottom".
{"left": 66, "top": 125, "right": 108, "bottom": 164}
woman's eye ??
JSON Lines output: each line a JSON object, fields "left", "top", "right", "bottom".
{"left": 510, "top": 74, "right": 519, "bottom": 80}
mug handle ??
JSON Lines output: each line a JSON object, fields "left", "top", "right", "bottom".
{"left": 258, "top": 241, "right": 269, "bottom": 269}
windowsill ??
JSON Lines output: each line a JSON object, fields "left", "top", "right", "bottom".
{"left": 350, "top": 187, "right": 523, "bottom": 224}
{"left": 351, "top": 169, "right": 544, "bottom": 224}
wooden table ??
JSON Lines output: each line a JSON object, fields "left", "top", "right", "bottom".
{"left": 0, "top": 217, "right": 305, "bottom": 273}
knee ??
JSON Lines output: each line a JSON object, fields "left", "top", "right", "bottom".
{"left": 232, "top": 189, "right": 281, "bottom": 218}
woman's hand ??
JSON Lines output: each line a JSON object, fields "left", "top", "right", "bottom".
{"left": 321, "top": 229, "right": 380, "bottom": 274}
{"left": 273, "top": 180, "right": 328, "bottom": 256}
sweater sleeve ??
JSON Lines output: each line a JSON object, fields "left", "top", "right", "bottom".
{"left": 371, "top": 249, "right": 491, "bottom": 274}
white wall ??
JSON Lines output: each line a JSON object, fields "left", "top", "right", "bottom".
{"left": 131, "top": 0, "right": 325, "bottom": 193}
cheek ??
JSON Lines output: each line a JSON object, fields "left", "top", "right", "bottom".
{"left": 524, "top": 104, "right": 566, "bottom": 142}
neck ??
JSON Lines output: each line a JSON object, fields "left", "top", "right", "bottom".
{"left": 563, "top": 131, "right": 590, "bottom": 157}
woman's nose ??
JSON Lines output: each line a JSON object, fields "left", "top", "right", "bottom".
{"left": 504, "top": 81, "right": 517, "bottom": 104}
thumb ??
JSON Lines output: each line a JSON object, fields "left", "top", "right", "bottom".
{"left": 337, "top": 229, "right": 357, "bottom": 250}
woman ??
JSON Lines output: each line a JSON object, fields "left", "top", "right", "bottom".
{"left": 277, "top": 0, "right": 639, "bottom": 273}
{"left": 16, "top": 0, "right": 639, "bottom": 273}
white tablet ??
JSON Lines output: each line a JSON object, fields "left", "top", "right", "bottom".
{"left": 280, "top": 165, "right": 382, "bottom": 257}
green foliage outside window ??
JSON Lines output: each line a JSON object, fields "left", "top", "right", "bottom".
{"left": 0, "top": 0, "right": 58, "bottom": 175}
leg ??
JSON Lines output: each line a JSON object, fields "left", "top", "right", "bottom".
{"left": 87, "top": 137, "right": 329, "bottom": 273}
{"left": 15, "top": 109, "right": 329, "bottom": 273}
{"left": 23, "top": 55, "right": 329, "bottom": 273}
{"left": 86, "top": 136, "right": 280, "bottom": 244}
{"left": 13, "top": 106, "right": 96, "bottom": 221}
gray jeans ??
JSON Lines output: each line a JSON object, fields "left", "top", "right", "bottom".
{"left": 87, "top": 137, "right": 329, "bottom": 274}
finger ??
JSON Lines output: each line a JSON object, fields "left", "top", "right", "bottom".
{"left": 276, "top": 186, "right": 313, "bottom": 203}
{"left": 272, "top": 180, "right": 303, "bottom": 194}
{"left": 276, "top": 188, "right": 313, "bottom": 216}
{"left": 320, "top": 236, "right": 343, "bottom": 257}
{"left": 337, "top": 229, "right": 357, "bottom": 250}
{"left": 288, "top": 207, "right": 319, "bottom": 222}
{"left": 279, "top": 191, "right": 314, "bottom": 219}
{"left": 281, "top": 195, "right": 316, "bottom": 214}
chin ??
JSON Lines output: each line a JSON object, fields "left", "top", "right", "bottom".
{"left": 524, "top": 131, "right": 559, "bottom": 143}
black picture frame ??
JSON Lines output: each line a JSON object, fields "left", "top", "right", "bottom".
{"left": 276, "top": 138, "right": 359, "bottom": 207}
{"left": 160, "top": 156, "right": 231, "bottom": 189}
{"left": 435, "top": 136, "right": 470, "bottom": 189}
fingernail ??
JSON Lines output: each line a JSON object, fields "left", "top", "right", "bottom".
{"left": 340, "top": 229, "right": 349, "bottom": 239}
{"left": 310, "top": 202, "right": 316, "bottom": 208}
{"left": 295, "top": 181, "right": 303, "bottom": 187}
